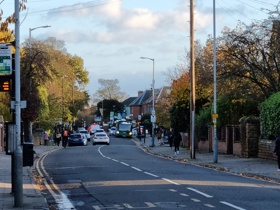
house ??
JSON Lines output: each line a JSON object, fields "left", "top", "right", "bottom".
{"left": 122, "top": 86, "right": 171, "bottom": 122}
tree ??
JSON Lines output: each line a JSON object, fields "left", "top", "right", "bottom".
{"left": 96, "top": 79, "right": 127, "bottom": 101}
{"left": 20, "top": 37, "right": 90, "bottom": 137}
{"left": 219, "top": 18, "right": 280, "bottom": 100}
{"left": 0, "top": 0, "right": 27, "bottom": 42}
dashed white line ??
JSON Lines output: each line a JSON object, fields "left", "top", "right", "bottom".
{"left": 180, "top": 193, "right": 189, "bottom": 197}
{"left": 144, "top": 172, "right": 158, "bottom": 177}
{"left": 169, "top": 189, "right": 177, "bottom": 192}
{"left": 220, "top": 201, "right": 246, "bottom": 210}
{"left": 112, "top": 159, "right": 119, "bottom": 162}
{"left": 204, "top": 204, "right": 215, "bottom": 208}
{"left": 120, "top": 162, "right": 129, "bottom": 166}
{"left": 191, "top": 198, "right": 201, "bottom": 202}
{"left": 187, "top": 187, "right": 213, "bottom": 198}
{"left": 131, "top": 166, "right": 142, "bottom": 171}
{"left": 162, "top": 178, "right": 180, "bottom": 185}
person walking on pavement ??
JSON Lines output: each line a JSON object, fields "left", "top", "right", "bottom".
{"left": 55, "top": 128, "right": 62, "bottom": 146}
{"left": 157, "top": 128, "right": 163, "bottom": 145}
{"left": 167, "top": 128, "right": 174, "bottom": 149}
{"left": 274, "top": 134, "right": 280, "bottom": 171}
{"left": 43, "top": 131, "right": 49, "bottom": 146}
{"left": 62, "top": 128, "right": 69, "bottom": 148}
{"left": 173, "top": 130, "right": 182, "bottom": 155}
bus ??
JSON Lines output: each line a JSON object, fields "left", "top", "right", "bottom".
{"left": 115, "top": 121, "right": 132, "bottom": 138}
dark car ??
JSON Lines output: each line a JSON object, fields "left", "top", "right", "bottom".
{"left": 68, "top": 133, "right": 88, "bottom": 146}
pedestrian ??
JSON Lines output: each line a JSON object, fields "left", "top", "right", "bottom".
{"left": 274, "top": 134, "right": 280, "bottom": 171}
{"left": 62, "top": 128, "right": 69, "bottom": 148}
{"left": 167, "top": 128, "right": 174, "bottom": 149}
{"left": 55, "top": 128, "right": 61, "bottom": 146}
{"left": 43, "top": 131, "right": 49, "bottom": 146}
{"left": 157, "top": 128, "right": 163, "bottom": 145}
{"left": 173, "top": 130, "right": 182, "bottom": 155}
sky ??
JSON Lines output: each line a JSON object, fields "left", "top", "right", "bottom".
{"left": 0, "top": 0, "right": 279, "bottom": 99}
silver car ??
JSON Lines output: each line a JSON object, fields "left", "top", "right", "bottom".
{"left": 79, "top": 130, "right": 91, "bottom": 140}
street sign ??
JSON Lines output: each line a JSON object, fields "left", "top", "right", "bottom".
{"left": 0, "top": 45, "right": 12, "bottom": 75}
{"left": 151, "top": 115, "right": 156, "bottom": 123}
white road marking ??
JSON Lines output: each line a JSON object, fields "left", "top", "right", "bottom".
{"left": 37, "top": 151, "right": 76, "bottom": 210}
{"left": 112, "top": 159, "right": 119, "bottom": 162}
{"left": 162, "top": 178, "right": 180, "bottom": 185}
{"left": 220, "top": 201, "right": 246, "bottom": 210}
{"left": 204, "top": 204, "right": 215, "bottom": 208}
{"left": 120, "top": 162, "right": 129, "bottom": 166}
{"left": 180, "top": 193, "right": 189, "bottom": 197}
{"left": 131, "top": 166, "right": 142, "bottom": 171}
{"left": 191, "top": 198, "right": 201, "bottom": 202}
{"left": 144, "top": 172, "right": 158, "bottom": 177}
{"left": 145, "top": 202, "right": 156, "bottom": 207}
{"left": 187, "top": 187, "right": 213, "bottom": 198}
{"left": 169, "top": 189, "right": 177, "bottom": 192}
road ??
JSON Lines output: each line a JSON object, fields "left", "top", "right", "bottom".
{"left": 36, "top": 136, "right": 280, "bottom": 210}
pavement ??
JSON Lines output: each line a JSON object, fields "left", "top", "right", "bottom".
{"left": 1, "top": 136, "right": 280, "bottom": 209}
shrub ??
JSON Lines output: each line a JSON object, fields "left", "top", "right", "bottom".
{"left": 260, "top": 92, "right": 280, "bottom": 139}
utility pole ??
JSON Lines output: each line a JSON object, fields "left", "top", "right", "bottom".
{"left": 213, "top": 0, "right": 218, "bottom": 163}
{"left": 190, "top": 0, "right": 196, "bottom": 159}
{"left": 14, "top": 0, "right": 23, "bottom": 207}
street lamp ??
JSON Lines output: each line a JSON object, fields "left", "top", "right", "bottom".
{"left": 140, "top": 57, "right": 155, "bottom": 147}
{"left": 29, "top": 25, "right": 51, "bottom": 47}
{"left": 28, "top": 25, "right": 50, "bottom": 139}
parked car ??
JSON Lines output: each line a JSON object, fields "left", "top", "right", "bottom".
{"left": 93, "top": 132, "right": 110, "bottom": 145}
{"left": 79, "top": 130, "right": 91, "bottom": 141}
{"left": 68, "top": 133, "right": 88, "bottom": 146}
{"left": 109, "top": 127, "right": 116, "bottom": 135}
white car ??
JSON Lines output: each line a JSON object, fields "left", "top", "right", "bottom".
{"left": 79, "top": 130, "right": 91, "bottom": 140}
{"left": 109, "top": 127, "right": 116, "bottom": 135}
{"left": 95, "top": 128, "right": 105, "bottom": 133}
{"left": 93, "top": 132, "right": 110, "bottom": 145}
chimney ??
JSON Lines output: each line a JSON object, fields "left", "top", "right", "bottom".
{"left": 138, "top": 91, "right": 143, "bottom": 96}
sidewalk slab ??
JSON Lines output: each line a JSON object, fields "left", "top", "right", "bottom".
{"left": 0, "top": 145, "right": 59, "bottom": 210}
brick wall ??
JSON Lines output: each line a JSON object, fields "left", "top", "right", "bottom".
{"left": 258, "top": 139, "right": 277, "bottom": 160}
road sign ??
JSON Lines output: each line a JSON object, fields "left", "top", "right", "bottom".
{"left": 151, "top": 115, "right": 156, "bottom": 123}
{"left": 0, "top": 45, "right": 12, "bottom": 75}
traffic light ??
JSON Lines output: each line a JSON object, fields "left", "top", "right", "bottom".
{"left": 2, "top": 81, "right": 10, "bottom": 91}
{"left": 0, "top": 77, "right": 12, "bottom": 92}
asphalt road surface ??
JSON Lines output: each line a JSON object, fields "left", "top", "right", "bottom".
{"left": 36, "top": 136, "right": 280, "bottom": 210}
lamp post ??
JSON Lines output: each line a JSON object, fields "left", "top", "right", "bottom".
{"left": 28, "top": 25, "right": 50, "bottom": 141}
{"left": 140, "top": 57, "right": 155, "bottom": 147}
{"left": 29, "top": 25, "right": 51, "bottom": 47}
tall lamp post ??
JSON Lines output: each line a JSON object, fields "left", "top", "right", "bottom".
{"left": 29, "top": 25, "right": 51, "bottom": 47}
{"left": 28, "top": 25, "right": 50, "bottom": 141}
{"left": 140, "top": 57, "right": 155, "bottom": 147}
